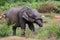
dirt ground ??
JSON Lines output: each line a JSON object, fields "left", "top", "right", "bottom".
{"left": 0, "top": 36, "right": 60, "bottom": 40}
{"left": 0, "top": 36, "right": 37, "bottom": 40}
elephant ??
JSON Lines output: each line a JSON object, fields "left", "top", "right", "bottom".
{"left": 2, "top": 6, "right": 43, "bottom": 36}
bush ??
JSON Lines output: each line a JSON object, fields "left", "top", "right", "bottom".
{"left": 0, "top": 9, "right": 3, "bottom": 14}
{"left": 36, "top": 2, "right": 57, "bottom": 13}
{"left": 0, "top": 19, "right": 11, "bottom": 37}
{"left": 26, "top": 2, "right": 39, "bottom": 8}
{"left": 53, "top": 1, "right": 60, "bottom": 13}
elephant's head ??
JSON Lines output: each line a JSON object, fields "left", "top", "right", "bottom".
{"left": 22, "top": 7, "right": 43, "bottom": 27}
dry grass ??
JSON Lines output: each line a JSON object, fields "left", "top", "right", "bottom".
{"left": 36, "top": 2, "right": 56, "bottom": 13}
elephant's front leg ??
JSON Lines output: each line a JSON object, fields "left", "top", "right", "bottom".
{"left": 12, "top": 27, "right": 17, "bottom": 36}
{"left": 28, "top": 22, "right": 37, "bottom": 34}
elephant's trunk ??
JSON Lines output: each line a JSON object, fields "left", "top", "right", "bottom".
{"left": 35, "top": 20, "right": 43, "bottom": 27}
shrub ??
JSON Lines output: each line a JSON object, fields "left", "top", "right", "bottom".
{"left": 0, "top": 9, "right": 3, "bottom": 14}
{"left": 36, "top": 2, "right": 57, "bottom": 13}
{"left": 0, "top": 19, "right": 11, "bottom": 37}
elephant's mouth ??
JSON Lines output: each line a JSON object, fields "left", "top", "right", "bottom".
{"left": 34, "top": 19, "right": 43, "bottom": 27}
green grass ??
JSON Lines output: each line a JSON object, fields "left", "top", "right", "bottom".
{"left": 0, "top": 13, "right": 60, "bottom": 40}
{"left": 0, "top": 1, "right": 60, "bottom": 39}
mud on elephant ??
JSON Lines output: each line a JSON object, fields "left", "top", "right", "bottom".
{"left": 1, "top": 6, "right": 43, "bottom": 36}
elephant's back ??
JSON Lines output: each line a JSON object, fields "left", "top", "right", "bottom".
{"left": 6, "top": 6, "right": 23, "bottom": 24}
{"left": 6, "top": 6, "right": 23, "bottom": 16}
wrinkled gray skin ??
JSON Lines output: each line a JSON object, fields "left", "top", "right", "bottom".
{"left": 3, "top": 6, "right": 43, "bottom": 36}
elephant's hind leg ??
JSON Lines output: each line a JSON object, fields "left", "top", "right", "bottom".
{"left": 12, "top": 27, "right": 17, "bottom": 36}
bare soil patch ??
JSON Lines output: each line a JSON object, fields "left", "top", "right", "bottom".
{"left": 54, "top": 14, "right": 60, "bottom": 19}
{"left": 0, "top": 36, "right": 36, "bottom": 40}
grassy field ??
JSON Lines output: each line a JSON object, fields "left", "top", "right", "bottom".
{"left": 0, "top": 13, "right": 60, "bottom": 40}
{"left": 0, "top": 0, "right": 60, "bottom": 40}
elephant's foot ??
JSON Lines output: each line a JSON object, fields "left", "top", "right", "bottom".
{"left": 33, "top": 31, "right": 37, "bottom": 34}
{"left": 21, "top": 29, "right": 25, "bottom": 37}
{"left": 13, "top": 34, "right": 16, "bottom": 36}
{"left": 21, "top": 33, "right": 25, "bottom": 37}
{"left": 32, "top": 30, "right": 38, "bottom": 35}
{"left": 13, "top": 33, "right": 16, "bottom": 36}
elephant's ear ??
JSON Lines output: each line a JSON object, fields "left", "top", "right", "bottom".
{"left": 22, "top": 12, "right": 35, "bottom": 22}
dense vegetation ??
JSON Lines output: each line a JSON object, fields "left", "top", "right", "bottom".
{"left": 0, "top": 0, "right": 60, "bottom": 40}
{"left": 0, "top": 0, "right": 60, "bottom": 12}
